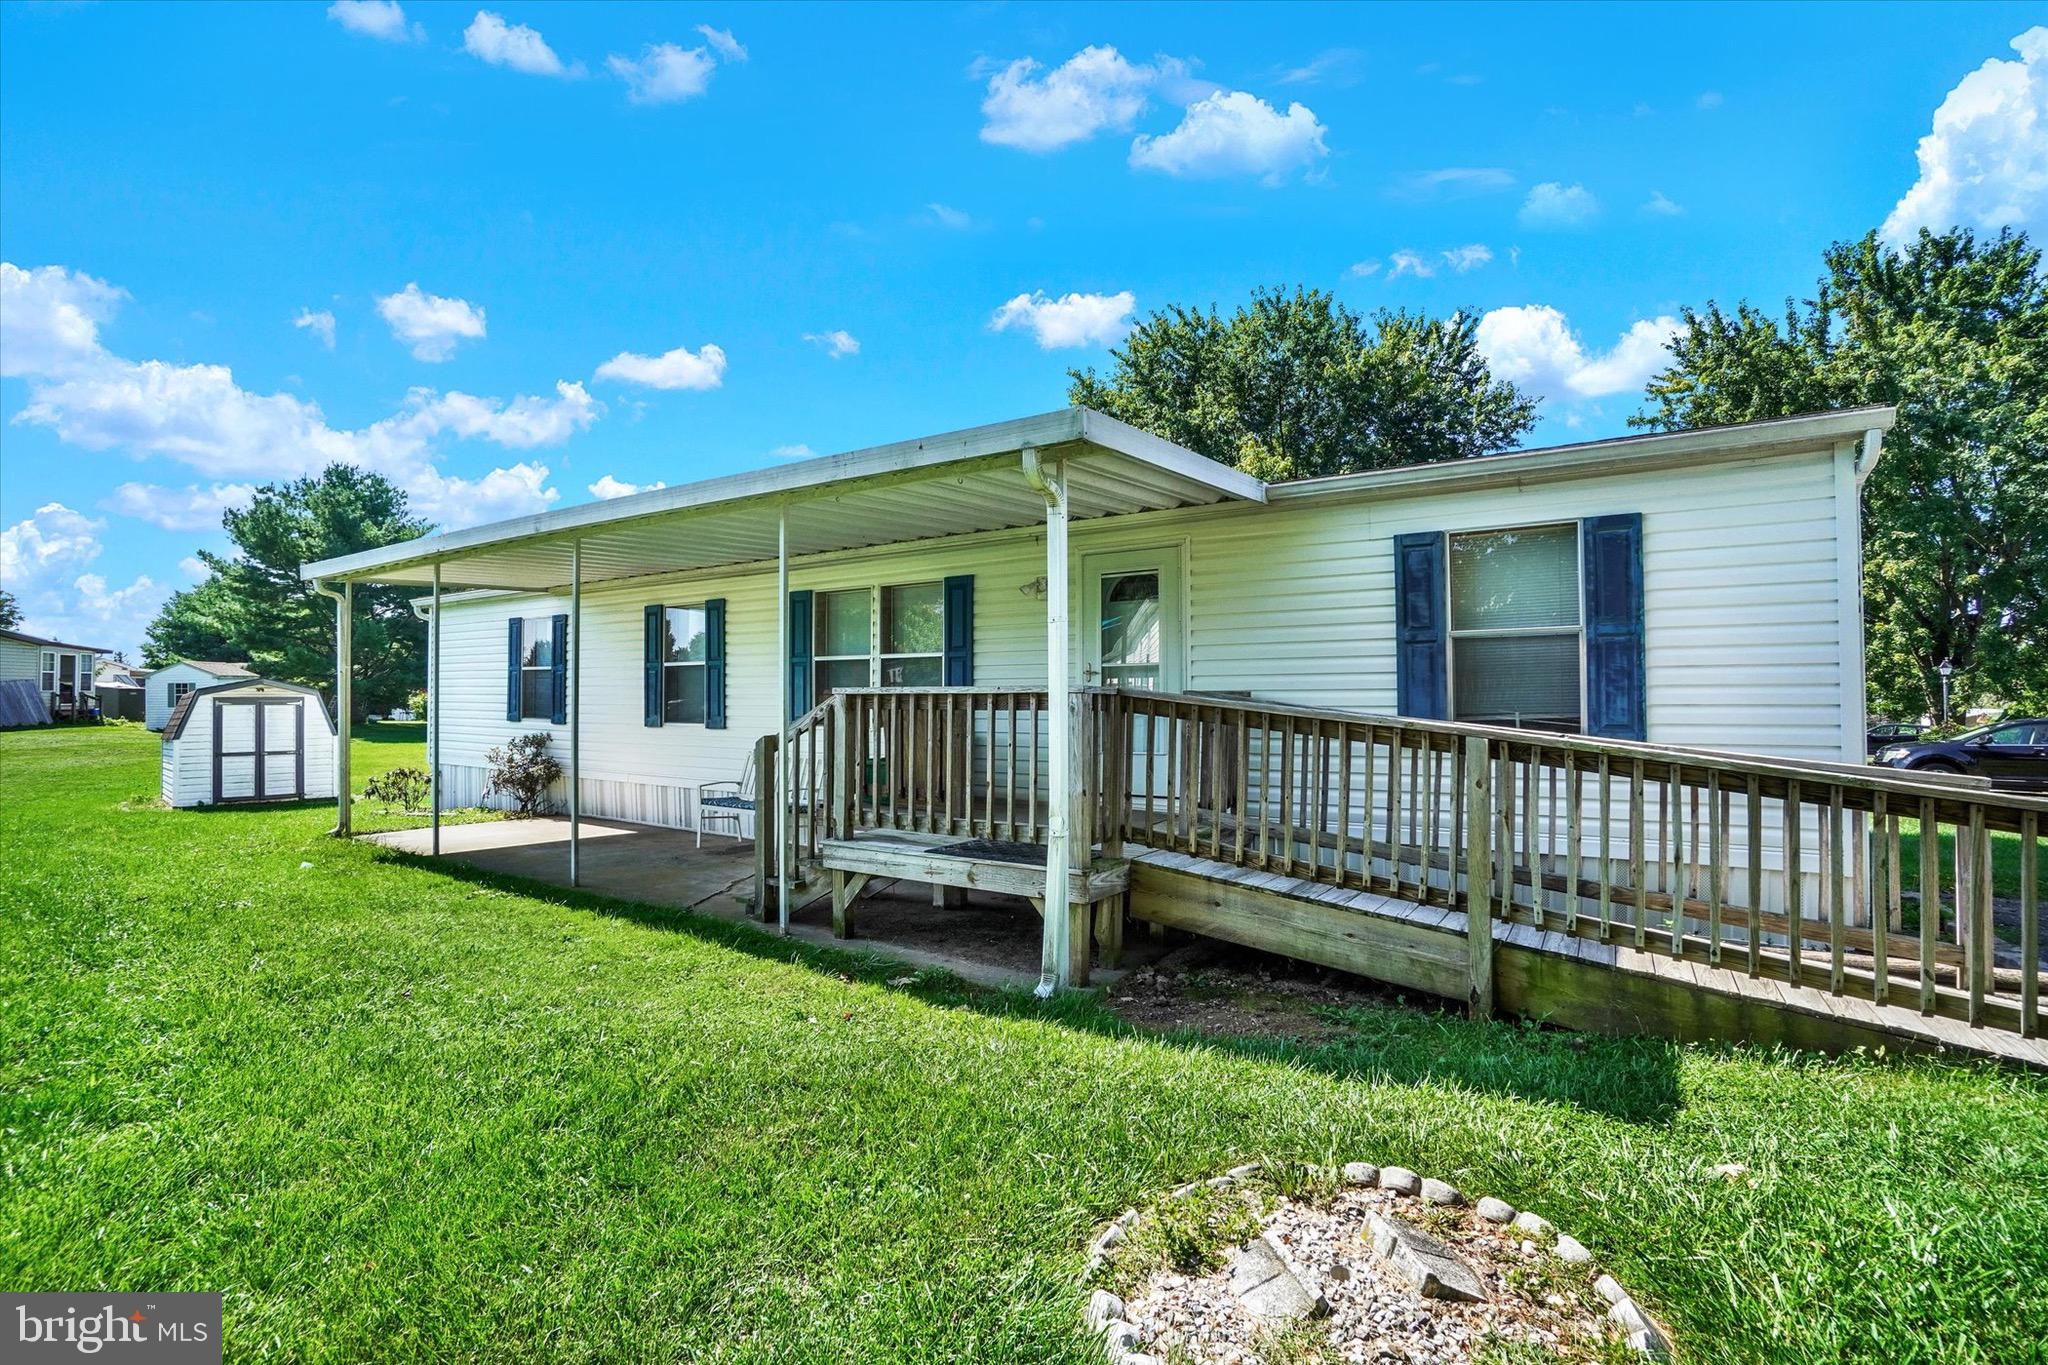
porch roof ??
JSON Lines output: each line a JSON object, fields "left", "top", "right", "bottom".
{"left": 301, "top": 407, "right": 1267, "bottom": 592}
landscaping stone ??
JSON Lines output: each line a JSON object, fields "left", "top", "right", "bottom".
{"left": 1086, "top": 1290, "right": 1125, "bottom": 1331}
{"left": 1553, "top": 1234, "right": 1592, "bottom": 1265}
{"left": 1102, "top": 1320, "right": 1141, "bottom": 1357}
{"left": 1340, "top": 1161, "right": 1378, "bottom": 1187}
{"left": 1377, "top": 1165, "right": 1421, "bottom": 1195}
{"left": 1611, "top": 1298, "right": 1652, "bottom": 1336}
{"left": 1420, "top": 1177, "right": 1464, "bottom": 1206}
{"left": 1594, "top": 1274, "right": 1628, "bottom": 1305}
{"left": 1631, "top": 1325, "right": 1674, "bottom": 1361}
{"left": 1225, "top": 1163, "right": 1261, "bottom": 1180}
{"left": 1225, "top": 1235, "right": 1328, "bottom": 1326}
{"left": 1094, "top": 1223, "right": 1126, "bottom": 1254}
{"left": 1365, "top": 1212, "right": 1488, "bottom": 1303}
{"left": 1475, "top": 1196, "right": 1516, "bottom": 1223}
{"left": 1511, "top": 1210, "right": 1553, "bottom": 1239}
{"left": 1206, "top": 1175, "right": 1236, "bottom": 1190}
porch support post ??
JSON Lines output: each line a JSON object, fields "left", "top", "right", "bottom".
{"left": 1029, "top": 448, "right": 1074, "bottom": 995}
{"left": 569, "top": 540, "right": 582, "bottom": 888}
{"left": 324, "top": 579, "right": 353, "bottom": 837}
{"left": 430, "top": 562, "right": 442, "bottom": 857}
{"left": 776, "top": 508, "right": 791, "bottom": 934}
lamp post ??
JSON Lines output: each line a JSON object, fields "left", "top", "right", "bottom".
{"left": 1936, "top": 659, "right": 1954, "bottom": 728}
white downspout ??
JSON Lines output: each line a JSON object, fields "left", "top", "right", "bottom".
{"left": 312, "top": 579, "right": 353, "bottom": 836}
{"left": 1024, "top": 446, "right": 1071, "bottom": 998}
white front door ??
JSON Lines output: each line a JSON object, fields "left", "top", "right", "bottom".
{"left": 1082, "top": 547, "right": 1184, "bottom": 801}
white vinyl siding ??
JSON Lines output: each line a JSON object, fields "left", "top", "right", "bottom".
{"left": 425, "top": 443, "right": 1861, "bottom": 837}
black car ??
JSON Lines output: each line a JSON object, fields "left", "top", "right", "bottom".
{"left": 1873, "top": 717, "right": 2048, "bottom": 792}
{"left": 1865, "top": 721, "right": 1926, "bottom": 756}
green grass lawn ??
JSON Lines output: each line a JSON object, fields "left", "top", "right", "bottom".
{"left": 3, "top": 726, "right": 2045, "bottom": 1362}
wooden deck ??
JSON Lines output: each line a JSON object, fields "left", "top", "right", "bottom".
{"left": 1129, "top": 848, "right": 2048, "bottom": 1070}
{"left": 818, "top": 829, "right": 1128, "bottom": 967}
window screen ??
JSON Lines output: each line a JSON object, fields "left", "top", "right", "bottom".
{"left": 1448, "top": 525, "right": 1582, "bottom": 730}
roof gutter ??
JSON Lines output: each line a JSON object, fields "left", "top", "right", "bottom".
{"left": 1854, "top": 426, "right": 1885, "bottom": 488}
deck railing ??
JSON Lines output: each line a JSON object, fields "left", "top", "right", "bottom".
{"left": 783, "top": 685, "right": 2043, "bottom": 1038}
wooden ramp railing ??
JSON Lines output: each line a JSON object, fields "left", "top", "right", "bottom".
{"left": 780, "top": 686, "right": 2042, "bottom": 1041}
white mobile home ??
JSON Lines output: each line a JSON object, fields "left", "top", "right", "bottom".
{"left": 324, "top": 405, "right": 1888, "bottom": 827}
{"left": 0, "top": 627, "right": 108, "bottom": 719}
{"left": 146, "top": 659, "right": 255, "bottom": 730}
{"left": 159, "top": 678, "right": 337, "bottom": 808}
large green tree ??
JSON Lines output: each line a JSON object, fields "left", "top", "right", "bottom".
{"left": 146, "top": 465, "right": 431, "bottom": 718}
{"left": 0, "top": 590, "right": 20, "bottom": 630}
{"left": 1068, "top": 286, "right": 1538, "bottom": 481}
{"left": 1635, "top": 228, "right": 2048, "bottom": 721}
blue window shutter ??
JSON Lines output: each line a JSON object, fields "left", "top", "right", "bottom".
{"left": 506, "top": 617, "right": 523, "bottom": 722}
{"left": 550, "top": 614, "right": 569, "bottom": 726}
{"left": 943, "top": 575, "right": 974, "bottom": 686}
{"left": 704, "top": 598, "right": 727, "bottom": 730}
{"left": 1583, "top": 513, "right": 1646, "bottom": 740}
{"left": 1393, "top": 532, "right": 1447, "bottom": 719}
{"left": 787, "top": 589, "right": 813, "bottom": 721}
{"left": 643, "top": 605, "right": 663, "bottom": 728}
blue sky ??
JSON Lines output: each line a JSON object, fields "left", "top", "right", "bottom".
{"left": 2, "top": 1, "right": 2043, "bottom": 658}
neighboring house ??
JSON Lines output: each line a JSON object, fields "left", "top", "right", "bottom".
{"left": 306, "top": 405, "right": 1891, "bottom": 826}
{"left": 94, "top": 661, "right": 149, "bottom": 722}
{"left": 0, "top": 627, "right": 109, "bottom": 717}
{"left": 146, "top": 660, "right": 256, "bottom": 731}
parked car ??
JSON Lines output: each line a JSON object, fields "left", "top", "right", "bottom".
{"left": 1872, "top": 718, "right": 2048, "bottom": 792}
{"left": 1865, "top": 720, "right": 1926, "bottom": 756}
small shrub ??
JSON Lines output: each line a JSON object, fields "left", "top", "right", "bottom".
{"left": 484, "top": 733, "right": 562, "bottom": 816}
{"left": 364, "top": 767, "right": 431, "bottom": 811}
{"left": 405, "top": 688, "right": 428, "bottom": 724}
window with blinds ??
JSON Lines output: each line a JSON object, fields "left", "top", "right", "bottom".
{"left": 1448, "top": 524, "right": 1582, "bottom": 731}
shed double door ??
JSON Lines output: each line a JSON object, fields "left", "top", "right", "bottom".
{"left": 215, "top": 699, "right": 303, "bottom": 802}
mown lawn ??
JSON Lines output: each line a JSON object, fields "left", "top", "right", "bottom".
{"left": 2, "top": 726, "right": 2044, "bottom": 1363}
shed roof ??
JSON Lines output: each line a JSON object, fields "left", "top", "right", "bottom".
{"left": 302, "top": 407, "right": 1267, "bottom": 592}
{"left": 161, "top": 678, "right": 334, "bottom": 741}
{"left": 170, "top": 660, "right": 257, "bottom": 678}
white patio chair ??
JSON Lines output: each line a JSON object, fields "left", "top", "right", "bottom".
{"left": 697, "top": 750, "right": 756, "bottom": 847}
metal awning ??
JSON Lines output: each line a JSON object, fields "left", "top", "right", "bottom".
{"left": 301, "top": 408, "right": 1266, "bottom": 590}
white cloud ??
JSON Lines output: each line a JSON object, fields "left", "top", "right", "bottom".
{"left": 1386, "top": 250, "right": 1433, "bottom": 280}
{"left": 1129, "top": 90, "right": 1327, "bottom": 183}
{"left": 989, "top": 290, "right": 1135, "bottom": 349}
{"left": 0, "top": 503, "right": 164, "bottom": 655}
{"left": 1884, "top": 27, "right": 2048, "bottom": 242}
{"left": 1276, "top": 48, "right": 1362, "bottom": 87}
{"left": 803, "top": 329, "right": 860, "bottom": 359}
{"left": 589, "top": 474, "right": 666, "bottom": 500}
{"left": 608, "top": 43, "right": 715, "bottom": 104}
{"left": 393, "top": 381, "right": 599, "bottom": 449}
{"left": 769, "top": 443, "right": 815, "bottom": 459}
{"left": 0, "top": 262, "right": 125, "bottom": 378}
{"left": 1519, "top": 181, "right": 1599, "bottom": 227}
{"left": 695, "top": 24, "right": 746, "bottom": 63}
{"left": 1696, "top": 91, "right": 1724, "bottom": 110}
{"left": 327, "top": 1, "right": 421, "bottom": 42}
{"left": 463, "top": 10, "right": 576, "bottom": 77}
{"left": 178, "top": 556, "right": 207, "bottom": 580}
{"left": 1642, "top": 190, "right": 1685, "bottom": 217}
{"left": 101, "top": 481, "right": 256, "bottom": 532}
{"left": 1442, "top": 243, "right": 1492, "bottom": 272}
{"left": 1397, "top": 167, "right": 1514, "bottom": 198}
{"left": 3, "top": 262, "right": 589, "bottom": 549}
{"left": 593, "top": 343, "right": 726, "bottom": 391}
{"left": 926, "top": 202, "right": 974, "bottom": 230}
{"left": 375, "top": 283, "right": 485, "bottom": 362}
{"left": 1475, "top": 305, "right": 1680, "bottom": 402}
{"left": 980, "top": 45, "right": 1174, "bottom": 153}
{"left": 294, "top": 307, "right": 337, "bottom": 349}
{"left": 1346, "top": 259, "right": 1382, "bottom": 279}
